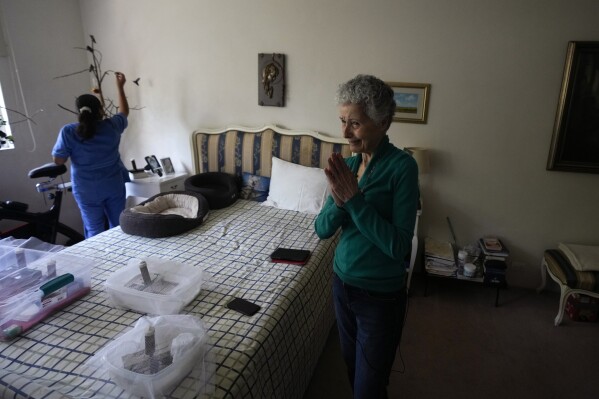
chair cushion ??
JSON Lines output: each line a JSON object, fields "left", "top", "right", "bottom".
{"left": 184, "top": 172, "right": 239, "bottom": 209}
{"left": 544, "top": 249, "right": 599, "bottom": 293}
{"left": 557, "top": 242, "right": 599, "bottom": 272}
{"left": 119, "top": 191, "right": 209, "bottom": 238}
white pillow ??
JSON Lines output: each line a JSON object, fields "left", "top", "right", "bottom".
{"left": 263, "top": 157, "right": 330, "bottom": 214}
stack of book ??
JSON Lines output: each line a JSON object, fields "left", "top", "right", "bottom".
{"left": 478, "top": 236, "right": 509, "bottom": 285}
{"left": 424, "top": 237, "right": 457, "bottom": 277}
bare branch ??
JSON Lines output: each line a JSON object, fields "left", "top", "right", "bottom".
{"left": 53, "top": 68, "right": 90, "bottom": 80}
{"left": 57, "top": 104, "right": 78, "bottom": 115}
{"left": 57, "top": 35, "right": 142, "bottom": 117}
{"left": 0, "top": 106, "right": 38, "bottom": 125}
{"left": 99, "top": 70, "right": 114, "bottom": 86}
{"left": 7, "top": 118, "right": 34, "bottom": 125}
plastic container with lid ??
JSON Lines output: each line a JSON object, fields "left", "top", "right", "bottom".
{"left": 105, "top": 257, "right": 204, "bottom": 315}
{"left": 0, "top": 248, "right": 93, "bottom": 340}
{"left": 90, "top": 315, "right": 210, "bottom": 398}
{"left": 463, "top": 263, "right": 477, "bottom": 278}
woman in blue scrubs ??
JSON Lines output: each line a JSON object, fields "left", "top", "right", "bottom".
{"left": 52, "top": 72, "right": 130, "bottom": 238}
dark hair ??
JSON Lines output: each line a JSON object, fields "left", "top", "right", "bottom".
{"left": 75, "top": 94, "right": 102, "bottom": 140}
{"left": 336, "top": 74, "right": 396, "bottom": 126}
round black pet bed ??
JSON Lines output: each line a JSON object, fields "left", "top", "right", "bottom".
{"left": 119, "top": 191, "right": 209, "bottom": 238}
{"left": 184, "top": 172, "right": 239, "bottom": 209}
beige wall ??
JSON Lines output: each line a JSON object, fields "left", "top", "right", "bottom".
{"left": 0, "top": 0, "right": 87, "bottom": 237}
{"left": 2, "top": 0, "right": 598, "bottom": 288}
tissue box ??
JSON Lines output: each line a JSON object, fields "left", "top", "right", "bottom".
{"left": 105, "top": 257, "right": 204, "bottom": 315}
{"left": 0, "top": 248, "right": 92, "bottom": 340}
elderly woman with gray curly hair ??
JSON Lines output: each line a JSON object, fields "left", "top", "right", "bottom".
{"left": 315, "top": 74, "right": 419, "bottom": 399}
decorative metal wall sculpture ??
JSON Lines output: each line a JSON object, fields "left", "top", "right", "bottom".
{"left": 258, "top": 53, "right": 285, "bottom": 107}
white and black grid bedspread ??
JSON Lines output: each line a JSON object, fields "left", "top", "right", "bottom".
{"left": 0, "top": 200, "right": 338, "bottom": 398}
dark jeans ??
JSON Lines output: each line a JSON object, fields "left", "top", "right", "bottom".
{"left": 333, "top": 273, "right": 407, "bottom": 399}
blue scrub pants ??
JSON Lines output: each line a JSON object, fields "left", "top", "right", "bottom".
{"left": 332, "top": 273, "right": 407, "bottom": 399}
{"left": 72, "top": 172, "right": 126, "bottom": 238}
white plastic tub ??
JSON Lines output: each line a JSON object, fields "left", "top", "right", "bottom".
{"left": 105, "top": 257, "right": 204, "bottom": 315}
{"left": 99, "top": 315, "right": 208, "bottom": 398}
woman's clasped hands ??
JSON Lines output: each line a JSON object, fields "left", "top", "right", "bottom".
{"left": 324, "top": 153, "right": 359, "bottom": 206}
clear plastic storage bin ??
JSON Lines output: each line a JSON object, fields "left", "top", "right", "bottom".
{"left": 0, "top": 246, "right": 53, "bottom": 273}
{"left": 0, "top": 248, "right": 93, "bottom": 341}
{"left": 92, "top": 315, "right": 210, "bottom": 398}
{"left": 105, "top": 257, "right": 204, "bottom": 315}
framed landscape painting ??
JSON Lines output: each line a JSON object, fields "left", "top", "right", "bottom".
{"left": 387, "top": 82, "right": 431, "bottom": 124}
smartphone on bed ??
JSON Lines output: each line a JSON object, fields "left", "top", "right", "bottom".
{"left": 227, "top": 297, "right": 261, "bottom": 316}
{"left": 270, "top": 248, "right": 311, "bottom": 265}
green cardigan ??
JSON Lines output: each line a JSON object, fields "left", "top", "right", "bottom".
{"left": 314, "top": 136, "right": 419, "bottom": 292}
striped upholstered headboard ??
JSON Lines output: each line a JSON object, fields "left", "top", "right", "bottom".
{"left": 191, "top": 125, "right": 351, "bottom": 177}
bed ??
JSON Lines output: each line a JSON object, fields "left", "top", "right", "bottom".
{"left": 0, "top": 125, "right": 350, "bottom": 398}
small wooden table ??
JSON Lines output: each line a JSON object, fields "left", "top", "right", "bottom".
{"left": 423, "top": 257, "right": 507, "bottom": 307}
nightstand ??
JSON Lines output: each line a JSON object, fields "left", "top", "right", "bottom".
{"left": 125, "top": 172, "right": 189, "bottom": 199}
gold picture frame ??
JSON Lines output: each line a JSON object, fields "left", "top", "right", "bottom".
{"left": 547, "top": 41, "right": 599, "bottom": 174}
{"left": 387, "top": 82, "right": 431, "bottom": 124}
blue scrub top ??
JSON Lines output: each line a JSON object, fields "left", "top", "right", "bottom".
{"left": 52, "top": 113, "right": 128, "bottom": 181}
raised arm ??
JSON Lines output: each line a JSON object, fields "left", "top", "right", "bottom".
{"left": 115, "top": 72, "right": 129, "bottom": 117}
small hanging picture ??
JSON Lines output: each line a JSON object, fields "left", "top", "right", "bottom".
{"left": 258, "top": 53, "right": 285, "bottom": 107}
